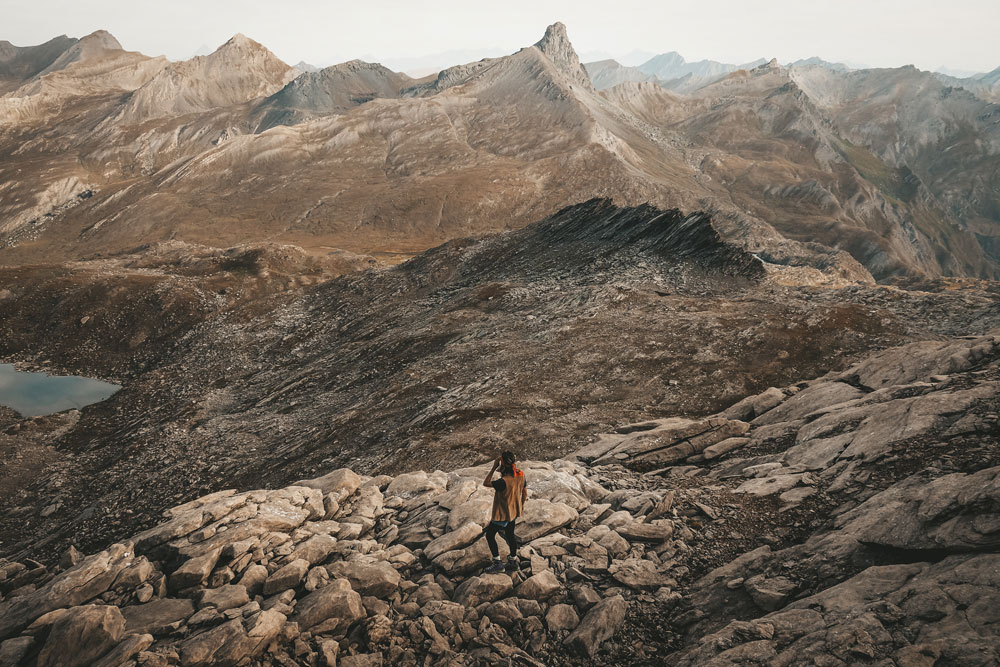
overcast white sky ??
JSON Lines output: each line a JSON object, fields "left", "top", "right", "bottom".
{"left": 4, "top": 0, "right": 999, "bottom": 75}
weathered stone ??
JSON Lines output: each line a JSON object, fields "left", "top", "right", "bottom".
{"left": 287, "top": 534, "right": 337, "bottom": 565}
{"left": 744, "top": 575, "right": 797, "bottom": 611}
{"left": 327, "top": 561, "right": 400, "bottom": 598}
{"left": 170, "top": 549, "right": 222, "bottom": 591}
{"left": 293, "top": 468, "right": 362, "bottom": 503}
{"left": 722, "top": 387, "right": 786, "bottom": 421}
{"left": 565, "top": 595, "right": 626, "bottom": 658}
{"left": 432, "top": 539, "right": 495, "bottom": 574}
{"left": 0, "top": 542, "right": 135, "bottom": 640}
{"left": 37, "top": 605, "right": 125, "bottom": 667}
{"left": 238, "top": 564, "right": 268, "bottom": 596}
{"left": 197, "top": 584, "right": 250, "bottom": 611}
{"left": 618, "top": 521, "right": 673, "bottom": 542}
{"left": 424, "top": 522, "right": 483, "bottom": 561}
{"left": 594, "top": 417, "right": 751, "bottom": 469}
{"left": 446, "top": 496, "right": 494, "bottom": 532}
{"left": 836, "top": 466, "right": 1000, "bottom": 552}
{"left": 484, "top": 598, "right": 523, "bottom": 629}
{"left": 752, "top": 381, "right": 863, "bottom": 426}
{"left": 179, "top": 609, "right": 286, "bottom": 666}
{"left": 546, "top": 604, "right": 580, "bottom": 633}
{"left": 262, "top": 559, "right": 310, "bottom": 595}
{"left": 516, "top": 569, "right": 560, "bottom": 600}
{"left": 293, "top": 578, "right": 364, "bottom": 632}
{"left": 384, "top": 471, "right": 449, "bottom": 499}
{"left": 736, "top": 473, "right": 812, "bottom": 496}
{"left": 0, "top": 637, "right": 34, "bottom": 666}
{"left": 703, "top": 437, "right": 752, "bottom": 460}
{"left": 610, "top": 559, "right": 670, "bottom": 590}
{"left": 454, "top": 574, "right": 513, "bottom": 607}
{"left": 91, "top": 633, "right": 154, "bottom": 667}
{"left": 518, "top": 500, "right": 579, "bottom": 541}
{"left": 123, "top": 597, "right": 196, "bottom": 635}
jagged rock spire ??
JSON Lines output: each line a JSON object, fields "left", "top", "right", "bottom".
{"left": 534, "top": 22, "right": 594, "bottom": 91}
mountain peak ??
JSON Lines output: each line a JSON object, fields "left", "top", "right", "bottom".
{"left": 534, "top": 22, "right": 594, "bottom": 91}
{"left": 218, "top": 33, "right": 262, "bottom": 53}
{"left": 81, "top": 29, "right": 120, "bottom": 45}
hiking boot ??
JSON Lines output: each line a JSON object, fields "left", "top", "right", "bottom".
{"left": 483, "top": 559, "right": 505, "bottom": 574}
{"left": 505, "top": 558, "right": 520, "bottom": 572}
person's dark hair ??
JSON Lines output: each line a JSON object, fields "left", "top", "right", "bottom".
{"left": 501, "top": 451, "right": 516, "bottom": 466}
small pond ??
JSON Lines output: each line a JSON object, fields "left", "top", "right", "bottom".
{"left": 0, "top": 364, "right": 121, "bottom": 417}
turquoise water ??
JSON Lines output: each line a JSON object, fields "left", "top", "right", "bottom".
{"left": 0, "top": 364, "right": 121, "bottom": 417}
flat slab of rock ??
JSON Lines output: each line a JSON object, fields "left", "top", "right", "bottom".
{"left": 293, "top": 578, "right": 364, "bottom": 633}
{"left": 0, "top": 542, "right": 136, "bottom": 640}
{"left": 423, "top": 522, "right": 482, "bottom": 561}
{"left": 454, "top": 574, "right": 513, "bottom": 607}
{"left": 37, "top": 605, "right": 125, "bottom": 667}
{"left": 592, "top": 417, "right": 750, "bottom": 470}
{"left": 123, "top": 597, "right": 196, "bottom": 635}
{"left": 326, "top": 561, "right": 400, "bottom": 598}
{"left": 263, "top": 558, "right": 310, "bottom": 596}
{"left": 565, "top": 595, "right": 626, "bottom": 658}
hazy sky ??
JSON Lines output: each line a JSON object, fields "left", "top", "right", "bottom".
{"left": 4, "top": 0, "right": 998, "bottom": 75}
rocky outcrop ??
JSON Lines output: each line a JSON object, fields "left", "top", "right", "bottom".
{"left": 1, "top": 326, "right": 998, "bottom": 664}
{"left": 0, "top": 460, "right": 658, "bottom": 664}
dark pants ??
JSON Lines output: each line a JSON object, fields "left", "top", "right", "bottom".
{"left": 484, "top": 519, "right": 518, "bottom": 559}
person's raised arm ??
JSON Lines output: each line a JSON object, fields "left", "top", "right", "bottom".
{"left": 483, "top": 456, "right": 500, "bottom": 488}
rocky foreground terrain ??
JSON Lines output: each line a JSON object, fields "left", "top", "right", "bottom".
{"left": 0, "top": 324, "right": 997, "bottom": 666}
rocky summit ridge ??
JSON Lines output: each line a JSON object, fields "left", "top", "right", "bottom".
{"left": 0, "top": 326, "right": 997, "bottom": 665}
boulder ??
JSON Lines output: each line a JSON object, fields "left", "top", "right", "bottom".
{"left": 293, "top": 578, "right": 364, "bottom": 633}
{"left": 0, "top": 637, "right": 34, "bottom": 666}
{"left": 0, "top": 542, "right": 135, "bottom": 639}
{"left": 432, "top": 538, "right": 495, "bottom": 574}
{"left": 484, "top": 598, "right": 523, "bottom": 629}
{"left": 287, "top": 534, "right": 337, "bottom": 565}
{"left": 170, "top": 549, "right": 222, "bottom": 591}
{"left": 722, "top": 387, "right": 786, "bottom": 421}
{"left": 91, "top": 633, "right": 154, "bottom": 667}
{"left": 197, "top": 584, "right": 250, "bottom": 611}
{"left": 454, "top": 574, "right": 513, "bottom": 607}
{"left": 546, "top": 604, "right": 580, "bottom": 633}
{"left": 293, "top": 468, "right": 362, "bottom": 502}
{"left": 610, "top": 559, "right": 670, "bottom": 590}
{"left": 703, "top": 437, "right": 752, "bottom": 460}
{"left": 123, "top": 597, "right": 195, "bottom": 635}
{"left": 565, "top": 595, "right": 626, "bottom": 658}
{"left": 37, "top": 605, "right": 125, "bottom": 667}
{"left": 178, "top": 609, "right": 285, "bottom": 666}
{"left": 593, "top": 417, "right": 750, "bottom": 469}
{"left": 446, "top": 497, "right": 493, "bottom": 532}
{"left": 618, "top": 521, "right": 673, "bottom": 542}
{"left": 423, "top": 522, "right": 483, "bottom": 561}
{"left": 238, "top": 564, "right": 268, "bottom": 596}
{"left": 327, "top": 561, "right": 400, "bottom": 598}
{"left": 518, "top": 500, "right": 579, "bottom": 541}
{"left": 516, "top": 570, "right": 561, "bottom": 601}
{"left": 263, "top": 559, "right": 310, "bottom": 595}
{"left": 744, "top": 575, "right": 797, "bottom": 611}
{"left": 384, "top": 471, "right": 448, "bottom": 499}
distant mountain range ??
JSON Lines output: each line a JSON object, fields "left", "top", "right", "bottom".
{"left": 1, "top": 23, "right": 999, "bottom": 281}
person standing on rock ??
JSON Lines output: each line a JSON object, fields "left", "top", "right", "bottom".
{"left": 481, "top": 450, "right": 527, "bottom": 573}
